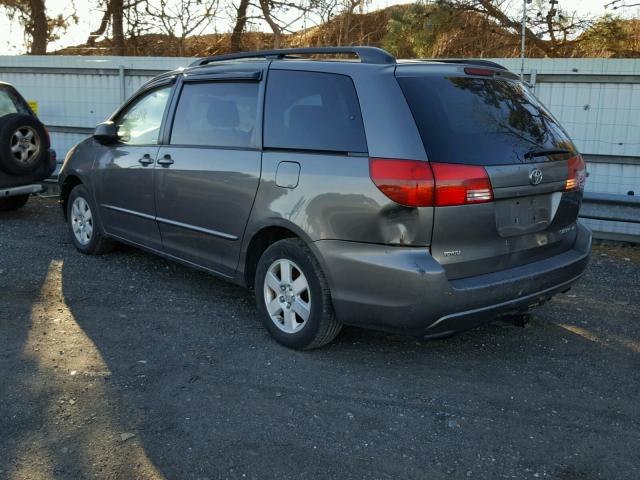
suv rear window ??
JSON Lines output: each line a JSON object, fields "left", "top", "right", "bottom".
{"left": 264, "top": 70, "right": 367, "bottom": 153}
{"left": 397, "top": 76, "right": 574, "bottom": 165}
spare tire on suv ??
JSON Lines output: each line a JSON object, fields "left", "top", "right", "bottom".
{"left": 0, "top": 113, "right": 50, "bottom": 175}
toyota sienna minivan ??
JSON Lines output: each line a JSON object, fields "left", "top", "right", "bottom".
{"left": 59, "top": 47, "right": 591, "bottom": 349}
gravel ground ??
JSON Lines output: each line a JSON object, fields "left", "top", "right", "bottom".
{"left": 1, "top": 196, "right": 639, "bottom": 480}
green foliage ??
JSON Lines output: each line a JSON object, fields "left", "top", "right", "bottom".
{"left": 382, "top": 2, "right": 437, "bottom": 58}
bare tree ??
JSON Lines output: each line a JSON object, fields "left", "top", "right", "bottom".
{"left": 436, "top": 0, "right": 595, "bottom": 56}
{"left": 256, "top": 0, "right": 324, "bottom": 48}
{"left": 0, "top": 0, "right": 74, "bottom": 54}
{"left": 230, "top": 0, "right": 250, "bottom": 51}
{"left": 111, "top": 0, "right": 125, "bottom": 54}
{"left": 144, "top": 0, "right": 219, "bottom": 55}
{"left": 87, "top": 0, "right": 151, "bottom": 54}
{"left": 258, "top": 0, "right": 283, "bottom": 48}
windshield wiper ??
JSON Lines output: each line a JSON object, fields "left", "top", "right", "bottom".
{"left": 524, "top": 148, "right": 571, "bottom": 160}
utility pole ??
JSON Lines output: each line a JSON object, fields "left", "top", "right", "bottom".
{"left": 520, "top": 0, "right": 529, "bottom": 80}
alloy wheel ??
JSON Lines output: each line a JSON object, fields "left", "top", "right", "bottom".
{"left": 10, "top": 126, "right": 40, "bottom": 166}
{"left": 263, "top": 259, "right": 311, "bottom": 334}
{"left": 71, "top": 197, "right": 93, "bottom": 245}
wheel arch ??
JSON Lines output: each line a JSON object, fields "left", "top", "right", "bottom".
{"left": 241, "top": 219, "right": 324, "bottom": 290}
{"left": 59, "top": 173, "right": 84, "bottom": 221}
{"left": 242, "top": 224, "right": 298, "bottom": 289}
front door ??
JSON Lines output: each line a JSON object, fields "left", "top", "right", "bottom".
{"left": 94, "top": 84, "right": 173, "bottom": 250}
{"left": 155, "top": 78, "right": 262, "bottom": 277}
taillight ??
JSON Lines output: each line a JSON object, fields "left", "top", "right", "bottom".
{"left": 369, "top": 158, "right": 434, "bottom": 207}
{"left": 369, "top": 159, "right": 493, "bottom": 207}
{"left": 565, "top": 154, "right": 586, "bottom": 192}
{"left": 431, "top": 163, "right": 493, "bottom": 206}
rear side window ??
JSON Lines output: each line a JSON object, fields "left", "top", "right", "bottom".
{"left": 171, "top": 81, "right": 259, "bottom": 149}
{"left": 264, "top": 70, "right": 367, "bottom": 153}
{"left": 0, "top": 89, "right": 20, "bottom": 117}
{"left": 397, "top": 76, "right": 574, "bottom": 165}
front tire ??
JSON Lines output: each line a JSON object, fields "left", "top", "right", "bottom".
{"left": 0, "top": 194, "right": 29, "bottom": 211}
{"left": 66, "top": 184, "right": 114, "bottom": 255}
{"left": 255, "top": 238, "right": 342, "bottom": 350}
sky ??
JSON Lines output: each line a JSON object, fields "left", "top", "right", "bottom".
{"left": 0, "top": 0, "right": 637, "bottom": 55}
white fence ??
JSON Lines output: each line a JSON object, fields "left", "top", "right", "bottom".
{"left": 1, "top": 55, "right": 639, "bottom": 239}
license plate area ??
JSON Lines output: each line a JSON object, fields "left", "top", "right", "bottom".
{"left": 495, "top": 194, "right": 552, "bottom": 237}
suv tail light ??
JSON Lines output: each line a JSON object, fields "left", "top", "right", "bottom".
{"left": 369, "top": 158, "right": 434, "bottom": 207}
{"left": 431, "top": 163, "right": 493, "bottom": 206}
{"left": 565, "top": 154, "right": 587, "bottom": 192}
{"left": 369, "top": 159, "right": 493, "bottom": 207}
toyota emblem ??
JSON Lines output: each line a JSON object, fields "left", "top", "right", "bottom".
{"left": 529, "top": 168, "right": 543, "bottom": 185}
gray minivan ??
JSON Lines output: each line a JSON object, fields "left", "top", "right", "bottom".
{"left": 58, "top": 47, "right": 591, "bottom": 349}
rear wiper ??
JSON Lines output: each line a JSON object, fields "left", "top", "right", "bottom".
{"left": 524, "top": 148, "right": 571, "bottom": 160}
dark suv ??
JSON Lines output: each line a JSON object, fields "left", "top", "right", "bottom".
{"left": 0, "top": 81, "right": 55, "bottom": 211}
{"left": 59, "top": 47, "right": 591, "bottom": 349}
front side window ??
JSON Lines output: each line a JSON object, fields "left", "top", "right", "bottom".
{"left": 170, "top": 81, "right": 259, "bottom": 149}
{"left": 116, "top": 86, "right": 171, "bottom": 145}
{"left": 0, "top": 89, "right": 19, "bottom": 117}
{"left": 264, "top": 70, "right": 367, "bottom": 153}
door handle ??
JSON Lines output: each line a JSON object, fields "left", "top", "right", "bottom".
{"left": 138, "top": 154, "right": 153, "bottom": 166}
{"left": 157, "top": 154, "right": 174, "bottom": 167}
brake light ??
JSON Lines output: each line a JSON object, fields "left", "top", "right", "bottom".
{"left": 565, "top": 154, "right": 586, "bottom": 191}
{"left": 431, "top": 163, "right": 493, "bottom": 206}
{"left": 369, "top": 158, "right": 434, "bottom": 207}
{"left": 369, "top": 159, "right": 493, "bottom": 207}
{"left": 464, "top": 67, "right": 495, "bottom": 77}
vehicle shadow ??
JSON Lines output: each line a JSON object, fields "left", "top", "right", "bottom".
{"left": 3, "top": 197, "right": 639, "bottom": 479}
{"left": 53, "top": 243, "right": 640, "bottom": 479}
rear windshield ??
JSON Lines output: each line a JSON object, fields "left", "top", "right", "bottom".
{"left": 397, "top": 76, "right": 575, "bottom": 165}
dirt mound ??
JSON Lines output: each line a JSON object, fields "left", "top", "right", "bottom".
{"left": 54, "top": 5, "right": 640, "bottom": 58}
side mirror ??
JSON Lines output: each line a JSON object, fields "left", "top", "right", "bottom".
{"left": 93, "top": 122, "right": 118, "bottom": 144}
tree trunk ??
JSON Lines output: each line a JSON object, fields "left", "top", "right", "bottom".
{"left": 111, "top": 0, "right": 125, "bottom": 55}
{"left": 477, "top": 0, "right": 551, "bottom": 56}
{"left": 259, "top": 0, "right": 282, "bottom": 49}
{"left": 231, "top": 0, "right": 250, "bottom": 52}
{"left": 87, "top": 1, "right": 113, "bottom": 46}
{"left": 29, "top": 0, "right": 48, "bottom": 54}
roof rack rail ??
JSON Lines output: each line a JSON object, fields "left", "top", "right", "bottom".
{"left": 422, "top": 58, "right": 509, "bottom": 71}
{"left": 190, "top": 46, "right": 396, "bottom": 67}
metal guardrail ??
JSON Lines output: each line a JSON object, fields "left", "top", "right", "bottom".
{"left": 580, "top": 192, "right": 640, "bottom": 243}
{"left": 580, "top": 192, "right": 640, "bottom": 224}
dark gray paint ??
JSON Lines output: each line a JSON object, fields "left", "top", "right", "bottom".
{"left": 154, "top": 146, "right": 261, "bottom": 277}
{"left": 59, "top": 54, "right": 592, "bottom": 336}
{"left": 94, "top": 144, "right": 163, "bottom": 250}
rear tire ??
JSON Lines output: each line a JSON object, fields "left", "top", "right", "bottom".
{"left": 255, "top": 238, "right": 342, "bottom": 350}
{"left": 66, "top": 184, "right": 115, "bottom": 255}
{"left": 0, "top": 194, "right": 29, "bottom": 211}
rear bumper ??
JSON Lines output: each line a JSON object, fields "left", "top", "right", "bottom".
{"left": 0, "top": 183, "right": 45, "bottom": 198}
{"left": 314, "top": 222, "right": 592, "bottom": 336}
{"left": 0, "top": 149, "right": 56, "bottom": 195}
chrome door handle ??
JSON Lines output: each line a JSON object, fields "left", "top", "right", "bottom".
{"left": 138, "top": 154, "right": 153, "bottom": 165}
{"left": 157, "top": 155, "right": 174, "bottom": 167}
